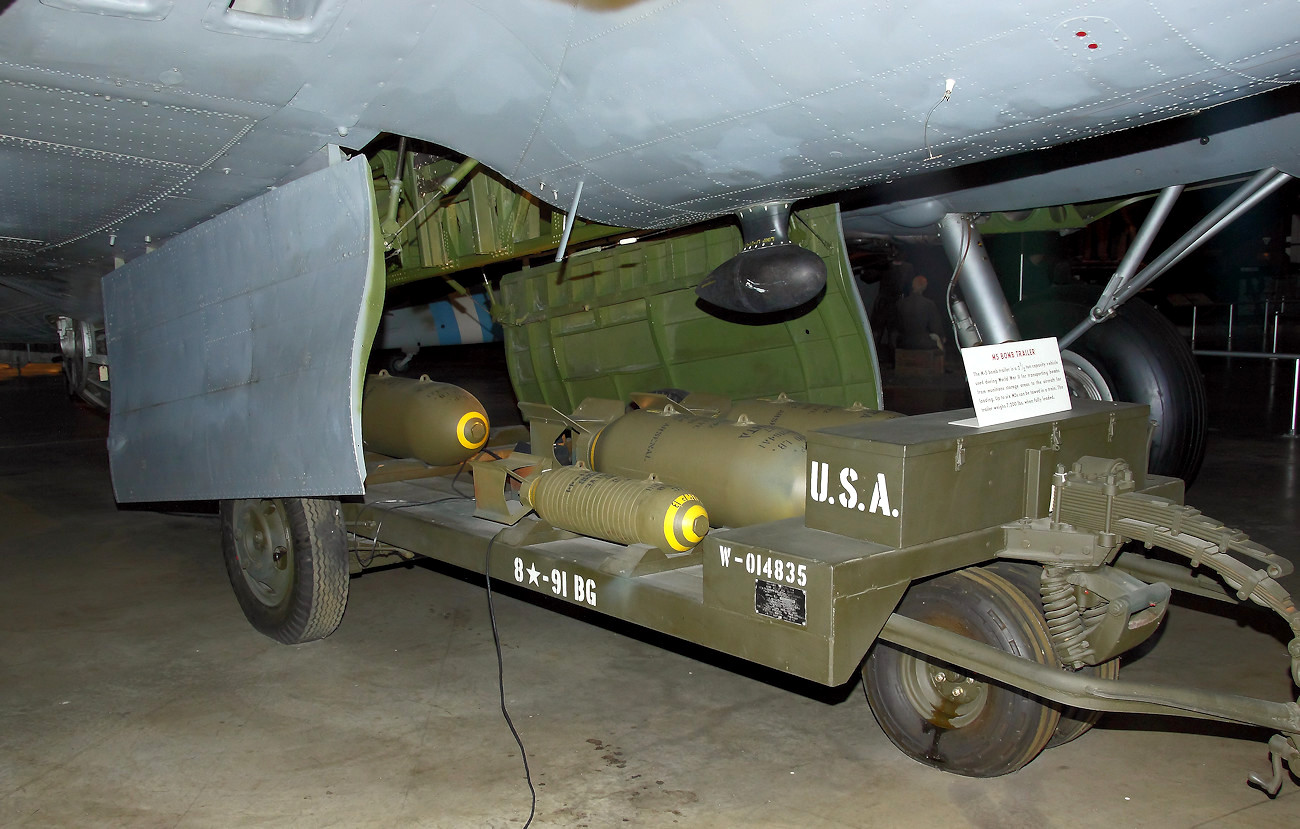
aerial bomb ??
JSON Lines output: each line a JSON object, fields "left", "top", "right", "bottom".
{"left": 524, "top": 466, "right": 709, "bottom": 553}
{"left": 581, "top": 408, "right": 806, "bottom": 528}
{"left": 729, "top": 393, "right": 901, "bottom": 434}
{"left": 633, "top": 390, "right": 900, "bottom": 436}
{"left": 362, "top": 373, "right": 489, "bottom": 466}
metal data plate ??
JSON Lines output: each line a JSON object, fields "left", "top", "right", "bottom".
{"left": 103, "top": 155, "right": 382, "bottom": 502}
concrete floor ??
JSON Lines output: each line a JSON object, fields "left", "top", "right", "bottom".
{"left": 2, "top": 356, "right": 1299, "bottom": 828}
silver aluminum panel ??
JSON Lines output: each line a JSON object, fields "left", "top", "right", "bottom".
{"left": 0, "top": 139, "right": 188, "bottom": 244}
{"left": 103, "top": 155, "right": 382, "bottom": 502}
{"left": 0, "top": 78, "right": 254, "bottom": 167}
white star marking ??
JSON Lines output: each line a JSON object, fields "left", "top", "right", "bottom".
{"left": 525, "top": 562, "right": 540, "bottom": 585}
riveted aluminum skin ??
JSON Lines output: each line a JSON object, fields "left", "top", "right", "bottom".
{"left": 525, "top": 466, "right": 709, "bottom": 554}
{"left": 586, "top": 408, "right": 806, "bottom": 528}
{"left": 361, "top": 374, "right": 489, "bottom": 466}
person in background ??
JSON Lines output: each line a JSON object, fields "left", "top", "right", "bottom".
{"left": 897, "top": 274, "right": 946, "bottom": 351}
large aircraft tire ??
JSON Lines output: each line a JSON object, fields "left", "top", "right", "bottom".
{"left": 982, "top": 560, "right": 1121, "bottom": 747}
{"left": 862, "top": 568, "right": 1060, "bottom": 777}
{"left": 221, "top": 497, "right": 349, "bottom": 644}
{"left": 1014, "top": 293, "right": 1207, "bottom": 483}
{"left": 59, "top": 319, "right": 86, "bottom": 400}
{"left": 62, "top": 358, "right": 81, "bottom": 400}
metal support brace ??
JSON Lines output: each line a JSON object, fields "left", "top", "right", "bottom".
{"left": 1117, "top": 169, "right": 1293, "bottom": 305}
{"left": 384, "top": 136, "right": 409, "bottom": 228}
{"left": 1089, "top": 184, "right": 1184, "bottom": 325}
{"left": 1062, "top": 168, "right": 1294, "bottom": 349}
{"left": 555, "top": 180, "right": 585, "bottom": 262}
{"left": 938, "top": 214, "right": 1021, "bottom": 344}
{"left": 384, "top": 157, "right": 479, "bottom": 249}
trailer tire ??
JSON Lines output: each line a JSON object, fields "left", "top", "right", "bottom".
{"left": 863, "top": 568, "right": 1061, "bottom": 777}
{"left": 221, "top": 497, "right": 349, "bottom": 644}
{"left": 1014, "top": 293, "right": 1206, "bottom": 482}
{"left": 983, "top": 560, "right": 1120, "bottom": 747}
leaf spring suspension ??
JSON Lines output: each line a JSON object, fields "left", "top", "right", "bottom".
{"left": 1054, "top": 457, "right": 1300, "bottom": 794}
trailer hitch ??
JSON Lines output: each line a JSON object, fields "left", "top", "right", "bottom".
{"left": 1248, "top": 733, "right": 1300, "bottom": 797}
{"left": 880, "top": 613, "right": 1300, "bottom": 792}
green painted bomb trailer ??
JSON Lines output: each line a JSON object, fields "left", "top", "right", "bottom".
{"left": 102, "top": 151, "right": 1300, "bottom": 791}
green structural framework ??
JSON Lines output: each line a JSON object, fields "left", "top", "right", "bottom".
{"left": 494, "top": 204, "right": 884, "bottom": 413}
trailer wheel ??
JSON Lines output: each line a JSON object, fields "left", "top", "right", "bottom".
{"left": 1014, "top": 293, "right": 1206, "bottom": 482}
{"left": 983, "top": 560, "right": 1120, "bottom": 746}
{"left": 863, "top": 568, "right": 1061, "bottom": 777}
{"left": 221, "top": 497, "right": 349, "bottom": 644}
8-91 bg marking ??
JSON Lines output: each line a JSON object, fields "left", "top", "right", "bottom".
{"left": 512, "top": 556, "right": 597, "bottom": 606}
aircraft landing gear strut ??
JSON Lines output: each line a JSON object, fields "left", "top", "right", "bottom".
{"left": 935, "top": 166, "right": 1292, "bottom": 482}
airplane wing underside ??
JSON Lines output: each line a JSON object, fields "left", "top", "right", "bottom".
{"left": 0, "top": 0, "right": 1298, "bottom": 340}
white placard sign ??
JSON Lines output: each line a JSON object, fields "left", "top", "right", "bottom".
{"left": 958, "top": 337, "right": 1072, "bottom": 427}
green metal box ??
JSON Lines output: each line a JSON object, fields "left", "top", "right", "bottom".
{"left": 804, "top": 400, "right": 1152, "bottom": 547}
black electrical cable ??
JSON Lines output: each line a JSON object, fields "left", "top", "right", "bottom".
{"left": 348, "top": 494, "right": 471, "bottom": 569}
{"left": 450, "top": 458, "right": 475, "bottom": 499}
{"left": 449, "top": 449, "right": 502, "bottom": 498}
{"left": 348, "top": 453, "right": 534, "bottom": 825}
{"left": 484, "top": 528, "right": 536, "bottom": 828}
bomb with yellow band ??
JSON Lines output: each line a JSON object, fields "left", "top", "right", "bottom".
{"left": 523, "top": 466, "right": 709, "bottom": 554}
{"left": 581, "top": 407, "right": 806, "bottom": 528}
{"left": 361, "top": 372, "right": 490, "bottom": 466}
